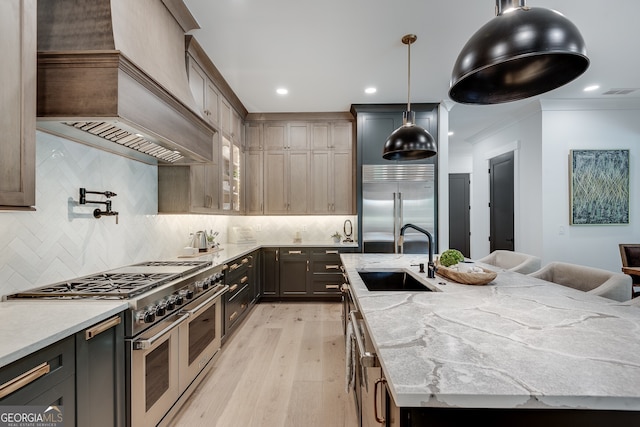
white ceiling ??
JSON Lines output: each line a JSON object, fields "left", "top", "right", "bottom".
{"left": 183, "top": 0, "right": 640, "bottom": 146}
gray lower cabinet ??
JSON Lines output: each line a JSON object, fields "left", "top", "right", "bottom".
{"left": 0, "top": 336, "right": 76, "bottom": 425}
{"left": 261, "top": 247, "right": 350, "bottom": 299}
{"left": 261, "top": 247, "right": 280, "bottom": 297}
{"left": 0, "top": 312, "right": 125, "bottom": 427}
{"left": 224, "top": 254, "right": 256, "bottom": 338}
{"left": 75, "top": 313, "right": 125, "bottom": 427}
{"left": 279, "top": 248, "right": 310, "bottom": 296}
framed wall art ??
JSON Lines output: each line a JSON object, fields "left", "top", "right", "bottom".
{"left": 569, "top": 149, "right": 629, "bottom": 225}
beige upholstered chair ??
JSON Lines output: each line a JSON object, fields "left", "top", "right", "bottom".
{"left": 476, "top": 250, "right": 542, "bottom": 274}
{"left": 529, "top": 262, "right": 632, "bottom": 302}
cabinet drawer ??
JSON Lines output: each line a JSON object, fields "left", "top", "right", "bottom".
{"left": 310, "top": 248, "right": 341, "bottom": 261}
{"left": 280, "top": 248, "right": 310, "bottom": 259}
{"left": 226, "top": 284, "right": 250, "bottom": 328}
{"left": 227, "top": 256, "right": 250, "bottom": 277}
{"left": 0, "top": 336, "right": 75, "bottom": 404}
{"left": 227, "top": 273, "right": 250, "bottom": 299}
{"left": 311, "top": 261, "right": 343, "bottom": 274}
{"left": 311, "top": 276, "right": 343, "bottom": 295}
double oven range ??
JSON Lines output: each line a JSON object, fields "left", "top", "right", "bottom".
{"left": 8, "top": 259, "right": 228, "bottom": 427}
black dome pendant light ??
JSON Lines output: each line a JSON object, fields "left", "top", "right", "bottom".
{"left": 382, "top": 34, "right": 437, "bottom": 161}
{"left": 449, "top": 0, "right": 589, "bottom": 105}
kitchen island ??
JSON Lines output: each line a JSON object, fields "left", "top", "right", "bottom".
{"left": 341, "top": 253, "right": 640, "bottom": 425}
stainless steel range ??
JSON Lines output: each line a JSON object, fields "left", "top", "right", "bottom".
{"left": 7, "top": 259, "right": 228, "bottom": 427}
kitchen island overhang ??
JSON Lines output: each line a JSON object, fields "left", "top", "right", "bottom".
{"left": 341, "top": 253, "right": 640, "bottom": 414}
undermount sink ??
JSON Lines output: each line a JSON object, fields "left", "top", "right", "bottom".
{"left": 358, "top": 270, "right": 433, "bottom": 292}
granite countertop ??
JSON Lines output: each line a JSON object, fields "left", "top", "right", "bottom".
{"left": 340, "top": 253, "right": 640, "bottom": 410}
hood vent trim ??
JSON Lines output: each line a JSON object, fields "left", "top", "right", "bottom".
{"left": 65, "top": 121, "right": 185, "bottom": 163}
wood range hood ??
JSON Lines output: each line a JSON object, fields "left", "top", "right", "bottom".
{"left": 36, "top": 0, "right": 214, "bottom": 164}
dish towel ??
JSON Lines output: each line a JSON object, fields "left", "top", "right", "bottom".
{"left": 345, "top": 320, "right": 356, "bottom": 393}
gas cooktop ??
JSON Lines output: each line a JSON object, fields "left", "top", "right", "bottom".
{"left": 6, "top": 260, "right": 212, "bottom": 300}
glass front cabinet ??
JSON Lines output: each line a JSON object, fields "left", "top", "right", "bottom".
{"left": 221, "top": 136, "right": 241, "bottom": 212}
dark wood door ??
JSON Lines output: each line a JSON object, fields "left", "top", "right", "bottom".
{"left": 448, "top": 173, "right": 470, "bottom": 257}
{"left": 489, "top": 152, "right": 514, "bottom": 251}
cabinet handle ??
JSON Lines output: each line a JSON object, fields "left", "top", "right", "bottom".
{"left": 241, "top": 257, "right": 249, "bottom": 264}
{"left": 326, "top": 250, "right": 339, "bottom": 254}
{"left": 85, "top": 315, "right": 121, "bottom": 340}
{"left": 241, "top": 276, "right": 248, "bottom": 284}
{"left": 0, "top": 362, "right": 51, "bottom": 399}
{"left": 307, "top": 260, "right": 310, "bottom": 272}
{"left": 229, "top": 284, "right": 239, "bottom": 292}
{"left": 230, "top": 263, "right": 240, "bottom": 271}
{"left": 241, "top": 303, "right": 247, "bottom": 310}
{"left": 230, "top": 311, "right": 238, "bottom": 321}
{"left": 289, "top": 250, "right": 302, "bottom": 255}
{"left": 325, "top": 265, "right": 340, "bottom": 270}
{"left": 374, "top": 378, "right": 387, "bottom": 424}
{"left": 276, "top": 249, "right": 279, "bottom": 262}
{"left": 325, "top": 284, "right": 340, "bottom": 290}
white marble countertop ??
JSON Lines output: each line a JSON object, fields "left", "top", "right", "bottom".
{"left": 341, "top": 253, "right": 640, "bottom": 410}
{"left": 0, "top": 300, "right": 128, "bottom": 367}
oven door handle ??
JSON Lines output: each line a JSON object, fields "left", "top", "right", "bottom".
{"left": 133, "top": 314, "right": 189, "bottom": 350}
{"left": 181, "top": 286, "right": 228, "bottom": 317}
{"left": 349, "top": 310, "right": 378, "bottom": 368}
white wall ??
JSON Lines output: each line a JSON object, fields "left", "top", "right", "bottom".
{"left": 540, "top": 100, "right": 640, "bottom": 272}
{"left": 466, "top": 99, "right": 640, "bottom": 273}
{"left": 468, "top": 106, "right": 543, "bottom": 260}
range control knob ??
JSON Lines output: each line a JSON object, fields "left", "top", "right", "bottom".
{"left": 175, "top": 294, "right": 184, "bottom": 306}
{"left": 166, "top": 297, "right": 176, "bottom": 310}
{"left": 185, "top": 289, "right": 194, "bottom": 300}
{"left": 156, "top": 304, "right": 166, "bottom": 317}
{"left": 144, "top": 310, "right": 156, "bottom": 324}
{"left": 202, "top": 278, "right": 210, "bottom": 290}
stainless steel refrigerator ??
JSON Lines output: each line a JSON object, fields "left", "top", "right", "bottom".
{"left": 362, "top": 164, "right": 436, "bottom": 253}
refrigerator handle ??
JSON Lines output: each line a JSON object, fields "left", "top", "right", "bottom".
{"left": 398, "top": 192, "right": 403, "bottom": 228}
{"left": 393, "top": 192, "right": 398, "bottom": 254}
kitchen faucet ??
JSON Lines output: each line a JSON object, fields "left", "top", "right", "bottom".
{"left": 79, "top": 188, "right": 119, "bottom": 224}
{"left": 399, "top": 223, "right": 435, "bottom": 278}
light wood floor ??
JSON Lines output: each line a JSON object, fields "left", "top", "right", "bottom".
{"left": 168, "top": 301, "right": 358, "bottom": 427}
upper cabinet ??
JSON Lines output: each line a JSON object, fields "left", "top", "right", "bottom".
{"left": 245, "top": 114, "right": 355, "bottom": 215}
{"left": 0, "top": 0, "right": 36, "bottom": 209}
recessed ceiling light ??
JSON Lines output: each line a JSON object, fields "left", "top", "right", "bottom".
{"left": 584, "top": 84, "right": 600, "bottom": 92}
{"left": 276, "top": 88, "right": 288, "bottom": 95}
{"left": 365, "top": 87, "right": 377, "bottom": 94}
{"left": 448, "top": 131, "right": 454, "bottom": 136}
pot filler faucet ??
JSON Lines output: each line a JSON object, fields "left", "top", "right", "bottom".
{"left": 79, "top": 187, "right": 119, "bottom": 224}
{"left": 399, "top": 223, "right": 435, "bottom": 278}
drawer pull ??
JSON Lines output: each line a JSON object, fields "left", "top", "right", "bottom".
{"left": 85, "top": 315, "right": 121, "bottom": 340}
{"left": 241, "top": 258, "right": 249, "bottom": 264}
{"left": 230, "top": 263, "right": 240, "bottom": 271}
{"left": 325, "top": 264, "right": 340, "bottom": 270}
{"left": 374, "top": 378, "right": 388, "bottom": 423}
{"left": 241, "top": 276, "right": 249, "bottom": 284}
{"left": 241, "top": 303, "right": 248, "bottom": 310}
{"left": 325, "top": 250, "right": 339, "bottom": 254}
{"left": 0, "top": 362, "right": 50, "bottom": 399}
{"left": 325, "top": 284, "right": 340, "bottom": 290}
{"left": 229, "top": 311, "right": 238, "bottom": 321}
{"left": 288, "top": 250, "right": 302, "bottom": 255}
{"left": 229, "top": 284, "right": 239, "bottom": 292}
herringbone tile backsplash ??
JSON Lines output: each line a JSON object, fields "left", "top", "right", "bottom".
{"left": 0, "top": 132, "right": 356, "bottom": 296}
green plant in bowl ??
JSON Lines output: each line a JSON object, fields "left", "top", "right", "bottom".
{"left": 439, "top": 249, "right": 464, "bottom": 267}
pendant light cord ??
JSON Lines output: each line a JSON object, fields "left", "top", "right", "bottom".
{"left": 407, "top": 39, "right": 411, "bottom": 112}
